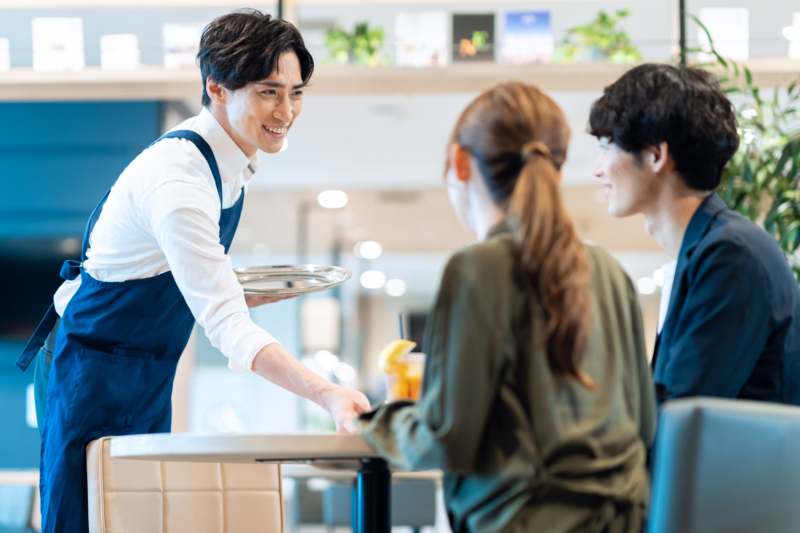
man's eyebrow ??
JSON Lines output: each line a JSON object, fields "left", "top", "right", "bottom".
{"left": 256, "top": 81, "right": 308, "bottom": 89}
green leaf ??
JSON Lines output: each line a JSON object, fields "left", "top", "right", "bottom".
{"left": 743, "top": 161, "right": 753, "bottom": 184}
{"left": 781, "top": 220, "right": 800, "bottom": 251}
{"left": 745, "top": 67, "right": 753, "bottom": 86}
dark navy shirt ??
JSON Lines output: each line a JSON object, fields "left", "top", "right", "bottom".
{"left": 653, "top": 193, "right": 800, "bottom": 405}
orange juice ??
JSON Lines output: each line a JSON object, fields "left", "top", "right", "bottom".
{"left": 385, "top": 355, "right": 424, "bottom": 402}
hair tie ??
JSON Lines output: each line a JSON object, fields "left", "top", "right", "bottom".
{"left": 520, "top": 141, "right": 553, "bottom": 164}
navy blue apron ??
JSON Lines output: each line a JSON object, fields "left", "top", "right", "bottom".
{"left": 16, "top": 130, "right": 244, "bottom": 533}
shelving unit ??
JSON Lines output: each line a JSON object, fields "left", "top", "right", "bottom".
{"left": 0, "top": 58, "right": 797, "bottom": 101}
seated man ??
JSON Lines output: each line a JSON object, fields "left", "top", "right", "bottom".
{"left": 590, "top": 64, "right": 800, "bottom": 405}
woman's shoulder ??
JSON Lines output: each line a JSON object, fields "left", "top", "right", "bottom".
{"left": 445, "top": 237, "right": 516, "bottom": 281}
{"left": 582, "top": 244, "right": 637, "bottom": 297}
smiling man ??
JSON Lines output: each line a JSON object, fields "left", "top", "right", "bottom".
{"left": 16, "top": 10, "right": 371, "bottom": 533}
{"left": 589, "top": 64, "right": 800, "bottom": 408}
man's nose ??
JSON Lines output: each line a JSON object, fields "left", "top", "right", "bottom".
{"left": 592, "top": 158, "right": 604, "bottom": 179}
{"left": 274, "top": 94, "right": 293, "bottom": 123}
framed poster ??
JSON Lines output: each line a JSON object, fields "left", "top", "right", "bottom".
{"left": 32, "top": 18, "right": 84, "bottom": 72}
{"left": 503, "top": 11, "right": 554, "bottom": 65}
{"left": 395, "top": 12, "right": 448, "bottom": 67}
{"left": 453, "top": 13, "right": 494, "bottom": 62}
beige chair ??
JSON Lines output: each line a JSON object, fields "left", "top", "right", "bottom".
{"left": 86, "top": 437, "right": 284, "bottom": 533}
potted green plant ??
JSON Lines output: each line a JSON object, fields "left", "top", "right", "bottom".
{"left": 686, "top": 16, "right": 800, "bottom": 280}
{"left": 324, "top": 22, "right": 387, "bottom": 67}
{"left": 553, "top": 9, "right": 642, "bottom": 64}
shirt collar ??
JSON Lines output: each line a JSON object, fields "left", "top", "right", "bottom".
{"left": 679, "top": 192, "right": 729, "bottom": 259}
{"left": 486, "top": 219, "right": 512, "bottom": 240}
{"left": 195, "top": 107, "right": 260, "bottom": 183}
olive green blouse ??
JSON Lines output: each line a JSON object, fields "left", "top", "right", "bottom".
{"left": 357, "top": 222, "right": 656, "bottom": 533}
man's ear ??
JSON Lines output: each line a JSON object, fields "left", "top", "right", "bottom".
{"left": 449, "top": 143, "right": 472, "bottom": 184}
{"left": 206, "top": 77, "right": 229, "bottom": 106}
{"left": 645, "top": 141, "right": 670, "bottom": 174}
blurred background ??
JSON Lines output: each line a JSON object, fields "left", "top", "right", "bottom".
{"left": 0, "top": 0, "right": 798, "bottom": 531}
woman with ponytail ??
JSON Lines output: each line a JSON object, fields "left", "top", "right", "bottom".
{"left": 357, "top": 82, "right": 655, "bottom": 533}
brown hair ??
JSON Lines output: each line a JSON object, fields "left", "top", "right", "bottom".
{"left": 447, "top": 82, "right": 594, "bottom": 388}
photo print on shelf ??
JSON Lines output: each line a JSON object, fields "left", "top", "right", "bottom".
{"left": 0, "top": 38, "right": 9, "bottom": 71}
{"left": 394, "top": 12, "right": 448, "bottom": 67}
{"left": 163, "top": 22, "right": 208, "bottom": 69}
{"left": 453, "top": 13, "right": 495, "bottom": 62}
{"left": 32, "top": 18, "right": 85, "bottom": 72}
{"left": 698, "top": 8, "right": 749, "bottom": 61}
{"left": 502, "top": 11, "right": 554, "bottom": 65}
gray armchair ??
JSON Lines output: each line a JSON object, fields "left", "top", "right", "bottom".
{"left": 649, "top": 397, "right": 800, "bottom": 533}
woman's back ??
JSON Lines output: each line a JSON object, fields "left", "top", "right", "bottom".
{"left": 357, "top": 81, "right": 655, "bottom": 533}
{"left": 359, "top": 224, "right": 655, "bottom": 533}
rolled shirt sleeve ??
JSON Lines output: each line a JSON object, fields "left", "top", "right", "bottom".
{"left": 142, "top": 178, "right": 279, "bottom": 372}
{"left": 358, "top": 248, "right": 507, "bottom": 473}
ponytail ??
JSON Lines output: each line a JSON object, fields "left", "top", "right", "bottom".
{"left": 448, "top": 82, "right": 594, "bottom": 387}
{"left": 508, "top": 141, "right": 594, "bottom": 388}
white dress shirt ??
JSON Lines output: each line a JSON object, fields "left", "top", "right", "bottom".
{"left": 53, "top": 107, "right": 278, "bottom": 372}
{"left": 657, "top": 259, "right": 678, "bottom": 335}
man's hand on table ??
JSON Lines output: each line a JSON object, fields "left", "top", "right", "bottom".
{"left": 245, "top": 294, "right": 299, "bottom": 307}
{"left": 252, "top": 343, "right": 373, "bottom": 434}
{"left": 322, "top": 386, "right": 372, "bottom": 434}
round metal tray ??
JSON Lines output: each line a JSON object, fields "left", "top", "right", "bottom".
{"left": 234, "top": 264, "right": 352, "bottom": 296}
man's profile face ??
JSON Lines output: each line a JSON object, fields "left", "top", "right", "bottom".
{"left": 593, "top": 138, "right": 656, "bottom": 218}
{"left": 225, "top": 51, "right": 305, "bottom": 154}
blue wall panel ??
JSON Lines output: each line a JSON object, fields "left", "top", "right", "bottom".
{"left": 0, "top": 101, "right": 160, "bottom": 238}
{"left": 0, "top": 341, "right": 40, "bottom": 469}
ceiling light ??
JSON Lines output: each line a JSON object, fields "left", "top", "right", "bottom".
{"left": 358, "top": 241, "right": 382, "bottom": 260}
{"left": 784, "top": 26, "right": 798, "bottom": 41}
{"left": 360, "top": 270, "right": 386, "bottom": 289}
{"left": 652, "top": 269, "right": 664, "bottom": 287}
{"left": 334, "top": 363, "right": 357, "bottom": 383}
{"left": 385, "top": 279, "right": 407, "bottom": 297}
{"left": 314, "top": 350, "right": 340, "bottom": 372}
{"left": 318, "top": 190, "right": 348, "bottom": 209}
{"left": 637, "top": 277, "right": 657, "bottom": 295}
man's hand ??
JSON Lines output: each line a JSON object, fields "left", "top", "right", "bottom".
{"left": 245, "top": 294, "right": 299, "bottom": 308}
{"left": 321, "top": 386, "right": 373, "bottom": 434}
{"left": 252, "top": 343, "right": 372, "bottom": 434}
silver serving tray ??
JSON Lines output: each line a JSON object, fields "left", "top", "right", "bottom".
{"left": 235, "top": 264, "right": 352, "bottom": 296}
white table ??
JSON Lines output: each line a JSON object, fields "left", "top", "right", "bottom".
{"left": 111, "top": 433, "right": 392, "bottom": 533}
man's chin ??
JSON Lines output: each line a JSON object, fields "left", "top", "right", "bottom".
{"left": 258, "top": 139, "right": 286, "bottom": 154}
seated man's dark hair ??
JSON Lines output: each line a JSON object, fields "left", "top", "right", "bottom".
{"left": 197, "top": 9, "right": 314, "bottom": 106}
{"left": 589, "top": 64, "right": 740, "bottom": 191}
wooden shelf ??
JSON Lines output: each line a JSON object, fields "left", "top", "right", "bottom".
{"left": 0, "top": 66, "right": 202, "bottom": 102}
{"left": 0, "top": 0, "right": 643, "bottom": 7}
{"left": 0, "top": 58, "right": 797, "bottom": 102}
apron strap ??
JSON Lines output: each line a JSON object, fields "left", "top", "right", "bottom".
{"left": 16, "top": 304, "right": 59, "bottom": 371}
{"left": 157, "top": 130, "right": 224, "bottom": 207}
{"left": 18, "top": 129, "right": 227, "bottom": 373}
{"left": 78, "top": 130, "right": 225, "bottom": 264}
{"left": 81, "top": 190, "right": 111, "bottom": 263}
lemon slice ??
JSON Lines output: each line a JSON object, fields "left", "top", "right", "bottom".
{"left": 378, "top": 339, "right": 417, "bottom": 374}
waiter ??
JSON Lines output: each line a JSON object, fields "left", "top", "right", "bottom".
{"left": 15, "top": 10, "right": 371, "bottom": 533}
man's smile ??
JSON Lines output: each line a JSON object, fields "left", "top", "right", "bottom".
{"left": 263, "top": 124, "right": 288, "bottom": 139}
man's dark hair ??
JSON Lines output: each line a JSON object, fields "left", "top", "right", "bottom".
{"left": 197, "top": 10, "right": 314, "bottom": 106}
{"left": 589, "top": 64, "right": 739, "bottom": 191}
